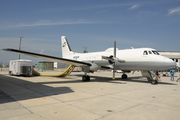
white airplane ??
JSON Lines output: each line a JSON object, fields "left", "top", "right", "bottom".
{"left": 3, "top": 36, "right": 176, "bottom": 84}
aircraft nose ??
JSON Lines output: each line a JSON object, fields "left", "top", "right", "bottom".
{"left": 164, "top": 58, "right": 176, "bottom": 68}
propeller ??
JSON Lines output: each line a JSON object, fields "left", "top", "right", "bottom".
{"left": 101, "top": 41, "right": 126, "bottom": 80}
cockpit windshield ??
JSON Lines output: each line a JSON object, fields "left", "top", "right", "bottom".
{"left": 143, "top": 51, "right": 148, "bottom": 55}
{"left": 143, "top": 50, "right": 160, "bottom": 55}
{"left": 152, "top": 50, "right": 160, "bottom": 55}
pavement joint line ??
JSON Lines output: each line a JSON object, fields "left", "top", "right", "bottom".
{"left": 106, "top": 92, "right": 180, "bottom": 112}
{"left": 105, "top": 92, "right": 180, "bottom": 112}
{"left": 14, "top": 87, "right": 103, "bottom": 119}
{"left": 47, "top": 95, "right": 103, "bottom": 118}
{"left": 0, "top": 89, "right": 33, "bottom": 114}
{"left": 4, "top": 113, "right": 49, "bottom": 120}
{"left": 4, "top": 113, "right": 32, "bottom": 119}
{"left": 0, "top": 89, "right": 49, "bottom": 120}
{"left": 0, "top": 77, "right": 61, "bottom": 118}
{"left": 66, "top": 102, "right": 102, "bottom": 119}
{"left": 28, "top": 102, "right": 63, "bottom": 108}
{"left": 43, "top": 96, "right": 103, "bottom": 119}
{"left": 97, "top": 103, "right": 142, "bottom": 119}
{"left": 143, "top": 103, "right": 180, "bottom": 112}
{"left": 55, "top": 91, "right": 145, "bottom": 118}
{"left": 59, "top": 91, "right": 122, "bottom": 103}
{"left": 0, "top": 77, "right": 59, "bottom": 98}
{"left": 0, "top": 78, "right": 68, "bottom": 120}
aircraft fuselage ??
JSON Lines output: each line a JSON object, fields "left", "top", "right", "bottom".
{"left": 65, "top": 48, "right": 176, "bottom": 71}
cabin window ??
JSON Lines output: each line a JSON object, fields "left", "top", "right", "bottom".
{"left": 143, "top": 51, "right": 148, "bottom": 55}
{"left": 152, "top": 51, "right": 160, "bottom": 55}
{"left": 149, "top": 51, "right": 152, "bottom": 54}
{"left": 176, "top": 59, "right": 178, "bottom": 62}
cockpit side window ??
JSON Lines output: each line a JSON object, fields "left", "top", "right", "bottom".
{"left": 143, "top": 51, "right": 148, "bottom": 55}
{"left": 152, "top": 51, "right": 160, "bottom": 55}
{"left": 149, "top": 51, "right": 152, "bottom": 54}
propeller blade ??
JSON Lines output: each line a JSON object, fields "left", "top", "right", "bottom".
{"left": 101, "top": 56, "right": 111, "bottom": 60}
{"left": 118, "top": 60, "right": 126, "bottom": 63}
{"left": 113, "top": 41, "right": 116, "bottom": 80}
{"left": 114, "top": 41, "right": 116, "bottom": 58}
{"left": 113, "top": 63, "right": 115, "bottom": 79}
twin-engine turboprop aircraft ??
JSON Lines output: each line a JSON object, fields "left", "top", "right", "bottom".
{"left": 3, "top": 36, "right": 176, "bottom": 84}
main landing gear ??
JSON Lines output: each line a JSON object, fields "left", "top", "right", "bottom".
{"left": 82, "top": 73, "right": 128, "bottom": 82}
{"left": 82, "top": 73, "right": 90, "bottom": 82}
{"left": 122, "top": 74, "right": 128, "bottom": 79}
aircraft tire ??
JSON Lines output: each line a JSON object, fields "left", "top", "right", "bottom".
{"left": 82, "top": 76, "right": 86, "bottom": 82}
{"left": 82, "top": 75, "right": 90, "bottom": 82}
{"left": 122, "top": 74, "right": 127, "bottom": 79}
{"left": 9, "top": 71, "right": 13, "bottom": 76}
{"left": 151, "top": 80, "right": 157, "bottom": 85}
{"left": 87, "top": 75, "right": 90, "bottom": 81}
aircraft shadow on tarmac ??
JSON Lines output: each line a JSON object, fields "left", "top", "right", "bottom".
{"left": 33, "top": 74, "right": 177, "bottom": 85}
{"left": 88, "top": 75, "right": 177, "bottom": 85}
{"left": 0, "top": 75, "right": 74, "bottom": 104}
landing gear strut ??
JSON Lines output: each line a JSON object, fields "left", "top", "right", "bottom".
{"left": 122, "top": 74, "right": 127, "bottom": 79}
{"left": 82, "top": 73, "right": 90, "bottom": 82}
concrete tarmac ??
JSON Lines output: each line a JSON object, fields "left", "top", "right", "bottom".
{"left": 0, "top": 71, "right": 180, "bottom": 120}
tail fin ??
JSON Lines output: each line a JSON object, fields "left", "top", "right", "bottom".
{"left": 61, "top": 36, "right": 74, "bottom": 58}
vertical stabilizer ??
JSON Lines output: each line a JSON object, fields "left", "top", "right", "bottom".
{"left": 61, "top": 36, "right": 74, "bottom": 58}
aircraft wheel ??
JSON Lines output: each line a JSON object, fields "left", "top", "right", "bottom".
{"left": 125, "top": 74, "right": 127, "bottom": 79}
{"left": 87, "top": 75, "right": 90, "bottom": 81}
{"left": 82, "top": 75, "right": 90, "bottom": 82}
{"left": 9, "top": 71, "right": 12, "bottom": 76}
{"left": 122, "top": 74, "right": 127, "bottom": 79}
{"left": 151, "top": 80, "right": 157, "bottom": 85}
{"left": 82, "top": 76, "right": 86, "bottom": 82}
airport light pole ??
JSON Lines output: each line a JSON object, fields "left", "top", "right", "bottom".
{"left": 19, "top": 36, "right": 23, "bottom": 60}
{"left": 83, "top": 47, "right": 88, "bottom": 53}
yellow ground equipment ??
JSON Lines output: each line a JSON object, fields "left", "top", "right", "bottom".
{"left": 32, "top": 64, "right": 75, "bottom": 77}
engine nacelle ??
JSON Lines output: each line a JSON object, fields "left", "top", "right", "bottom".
{"left": 89, "top": 63, "right": 100, "bottom": 72}
{"left": 81, "top": 63, "right": 100, "bottom": 73}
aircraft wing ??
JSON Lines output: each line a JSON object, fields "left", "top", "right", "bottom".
{"left": 3, "top": 48, "right": 91, "bottom": 66}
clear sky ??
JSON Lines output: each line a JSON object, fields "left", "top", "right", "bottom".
{"left": 0, "top": 0, "right": 180, "bottom": 64}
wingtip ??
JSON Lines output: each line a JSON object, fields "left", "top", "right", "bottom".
{"left": 2, "top": 48, "right": 17, "bottom": 51}
{"left": 2, "top": 48, "right": 8, "bottom": 51}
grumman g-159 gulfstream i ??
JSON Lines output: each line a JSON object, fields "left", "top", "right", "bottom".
{"left": 3, "top": 36, "right": 176, "bottom": 84}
